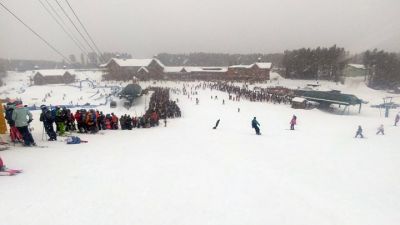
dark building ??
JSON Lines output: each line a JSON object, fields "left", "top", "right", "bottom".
{"left": 101, "top": 58, "right": 165, "bottom": 81}
{"left": 33, "top": 70, "right": 75, "bottom": 85}
{"left": 101, "top": 58, "right": 272, "bottom": 81}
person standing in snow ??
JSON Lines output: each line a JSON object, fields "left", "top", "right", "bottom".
{"left": 290, "top": 115, "right": 297, "bottom": 130}
{"left": 12, "top": 101, "right": 36, "bottom": 146}
{"left": 355, "top": 125, "right": 364, "bottom": 138}
{"left": 376, "top": 124, "right": 385, "bottom": 135}
{"left": 39, "top": 105, "right": 57, "bottom": 141}
{"left": 252, "top": 117, "right": 261, "bottom": 135}
{"left": 395, "top": 113, "right": 400, "bottom": 126}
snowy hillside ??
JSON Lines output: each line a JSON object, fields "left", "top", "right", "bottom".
{"left": 0, "top": 71, "right": 400, "bottom": 225}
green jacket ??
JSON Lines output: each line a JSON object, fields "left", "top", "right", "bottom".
{"left": 12, "top": 105, "right": 33, "bottom": 127}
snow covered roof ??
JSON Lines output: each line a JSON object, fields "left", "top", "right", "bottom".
{"left": 229, "top": 62, "right": 272, "bottom": 69}
{"left": 255, "top": 62, "right": 272, "bottom": 69}
{"left": 164, "top": 67, "right": 184, "bottom": 73}
{"left": 348, "top": 64, "right": 366, "bottom": 70}
{"left": 34, "top": 69, "right": 71, "bottom": 76}
{"left": 229, "top": 64, "right": 253, "bottom": 69}
{"left": 102, "top": 58, "right": 165, "bottom": 68}
{"left": 292, "top": 97, "right": 306, "bottom": 103}
{"left": 164, "top": 66, "right": 228, "bottom": 73}
{"left": 138, "top": 67, "right": 149, "bottom": 73}
{"left": 186, "top": 67, "right": 228, "bottom": 73}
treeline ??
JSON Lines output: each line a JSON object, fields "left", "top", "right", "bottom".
{"left": 363, "top": 49, "right": 400, "bottom": 89}
{"left": 0, "top": 58, "right": 67, "bottom": 72}
{"left": 157, "top": 52, "right": 284, "bottom": 67}
{"left": 68, "top": 52, "right": 132, "bottom": 68}
{"left": 0, "top": 51, "right": 132, "bottom": 72}
{"left": 282, "top": 45, "right": 348, "bottom": 82}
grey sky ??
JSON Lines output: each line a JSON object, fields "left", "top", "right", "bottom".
{"left": 1, "top": 0, "right": 399, "bottom": 61}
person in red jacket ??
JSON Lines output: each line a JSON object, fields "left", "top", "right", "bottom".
{"left": 150, "top": 111, "right": 159, "bottom": 127}
{"left": 0, "top": 157, "right": 4, "bottom": 171}
{"left": 74, "top": 110, "right": 83, "bottom": 133}
{"left": 290, "top": 115, "right": 297, "bottom": 130}
{"left": 111, "top": 113, "right": 119, "bottom": 130}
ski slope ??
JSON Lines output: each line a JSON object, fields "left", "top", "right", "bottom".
{"left": 0, "top": 71, "right": 400, "bottom": 225}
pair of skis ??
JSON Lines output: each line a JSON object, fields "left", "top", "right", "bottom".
{"left": 0, "top": 169, "right": 23, "bottom": 176}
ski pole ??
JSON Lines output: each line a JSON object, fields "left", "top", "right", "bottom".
{"left": 41, "top": 124, "right": 44, "bottom": 141}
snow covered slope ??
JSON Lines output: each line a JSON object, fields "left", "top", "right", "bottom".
{"left": 0, "top": 72, "right": 399, "bottom": 225}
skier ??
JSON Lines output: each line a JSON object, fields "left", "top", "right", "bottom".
{"left": 39, "top": 105, "right": 57, "bottom": 141}
{"left": 290, "top": 115, "right": 297, "bottom": 130}
{"left": 213, "top": 119, "right": 220, "bottom": 129}
{"left": 55, "top": 106, "right": 66, "bottom": 136}
{"left": 355, "top": 125, "right": 364, "bottom": 138}
{"left": 196, "top": 98, "right": 199, "bottom": 105}
{"left": 376, "top": 124, "right": 384, "bottom": 135}
{"left": 12, "top": 101, "right": 36, "bottom": 146}
{"left": 5, "top": 102, "right": 23, "bottom": 143}
{"left": 251, "top": 117, "right": 261, "bottom": 135}
{"left": 395, "top": 113, "right": 400, "bottom": 126}
{"left": 0, "top": 156, "right": 4, "bottom": 171}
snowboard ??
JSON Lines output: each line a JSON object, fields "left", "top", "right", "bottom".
{"left": 0, "top": 169, "right": 23, "bottom": 176}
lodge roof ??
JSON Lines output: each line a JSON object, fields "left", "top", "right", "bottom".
{"left": 101, "top": 58, "right": 165, "bottom": 68}
{"left": 348, "top": 64, "right": 366, "bottom": 70}
{"left": 34, "top": 69, "right": 71, "bottom": 76}
{"left": 229, "top": 62, "right": 272, "bottom": 69}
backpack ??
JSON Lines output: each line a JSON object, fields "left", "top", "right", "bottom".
{"left": 51, "top": 108, "right": 57, "bottom": 118}
{"left": 66, "top": 136, "right": 81, "bottom": 144}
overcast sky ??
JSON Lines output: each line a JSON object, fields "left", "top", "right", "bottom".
{"left": 0, "top": 0, "right": 399, "bottom": 61}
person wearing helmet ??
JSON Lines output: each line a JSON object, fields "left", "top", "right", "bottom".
{"left": 39, "top": 105, "right": 57, "bottom": 141}
{"left": 251, "top": 117, "right": 261, "bottom": 135}
{"left": 12, "top": 101, "right": 36, "bottom": 146}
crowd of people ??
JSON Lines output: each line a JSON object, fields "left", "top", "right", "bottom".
{"left": 205, "top": 82, "right": 293, "bottom": 104}
{"left": 2, "top": 87, "right": 182, "bottom": 146}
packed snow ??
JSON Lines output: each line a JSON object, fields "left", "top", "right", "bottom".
{"left": 0, "top": 70, "right": 400, "bottom": 225}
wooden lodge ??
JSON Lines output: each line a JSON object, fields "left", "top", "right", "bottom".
{"left": 101, "top": 57, "right": 272, "bottom": 81}
{"left": 33, "top": 70, "right": 75, "bottom": 85}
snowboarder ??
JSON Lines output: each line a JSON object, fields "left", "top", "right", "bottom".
{"left": 355, "top": 125, "right": 364, "bottom": 138}
{"left": 395, "top": 113, "right": 400, "bottom": 126}
{"left": 376, "top": 124, "right": 384, "bottom": 135}
{"left": 290, "top": 115, "right": 297, "bottom": 130}
{"left": 39, "top": 105, "right": 57, "bottom": 141}
{"left": 252, "top": 117, "right": 261, "bottom": 135}
{"left": 213, "top": 119, "right": 220, "bottom": 129}
{"left": 12, "top": 101, "right": 36, "bottom": 146}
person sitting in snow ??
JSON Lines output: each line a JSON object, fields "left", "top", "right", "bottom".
{"left": 376, "top": 124, "right": 385, "bottom": 135}
{"left": 290, "top": 115, "right": 297, "bottom": 130}
{"left": 251, "top": 117, "right": 261, "bottom": 135}
{"left": 355, "top": 125, "right": 364, "bottom": 138}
